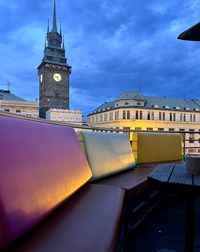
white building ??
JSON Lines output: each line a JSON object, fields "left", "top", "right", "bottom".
{"left": 0, "top": 90, "right": 39, "bottom": 118}
{"left": 46, "top": 108, "right": 82, "bottom": 124}
{"left": 88, "top": 91, "right": 200, "bottom": 154}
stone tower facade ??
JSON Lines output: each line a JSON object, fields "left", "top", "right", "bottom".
{"left": 38, "top": 0, "right": 71, "bottom": 118}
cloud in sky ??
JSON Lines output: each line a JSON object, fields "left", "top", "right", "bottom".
{"left": 0, "top": 0, "right": 200, "bottom": 115}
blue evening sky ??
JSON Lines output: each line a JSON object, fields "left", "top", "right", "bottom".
{"left": 0, "top": 0, "right": 200, "bottom": 116}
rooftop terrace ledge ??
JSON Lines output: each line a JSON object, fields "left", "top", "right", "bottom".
{"left": 0, "top": 111, "right": 199, "bottom": 134}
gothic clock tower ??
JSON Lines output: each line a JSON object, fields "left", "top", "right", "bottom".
{"left": 38, "top": 0, "right": 71, "bottom": 118}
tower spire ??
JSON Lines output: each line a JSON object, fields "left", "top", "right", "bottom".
{"left": 60, "top": 21, "right": 62, "bottom": 35}
{"left": 47, "top": 18, "right": 49, "bottom": 33}
{"left": 44, "top": 36, "right": 47, "bottom": 50}
{"left": 52, "top": 0, "right": 57, "bottom": 32}
{"left": 62, "top": 35, "right": 65, "bottom": 49}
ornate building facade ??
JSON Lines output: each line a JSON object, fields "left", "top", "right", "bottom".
{"left": 38, "top": 0, "right": 71, "bottom": 118}
{"left": 88, "top": 91, "right": 200, "bottom": 154}
{"left": 46, "top": 108, "right": 82, "bottom": 124}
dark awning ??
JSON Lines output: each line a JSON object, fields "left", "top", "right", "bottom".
{"left": 177, "top": 22, "right": 200, "bottom": 41}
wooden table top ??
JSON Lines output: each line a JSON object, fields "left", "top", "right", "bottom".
{"left": 148, "top": 163, "right": 200, "bottom": 189}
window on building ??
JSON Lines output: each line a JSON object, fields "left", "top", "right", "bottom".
{"left": 163, "top": 112, "right": 165, "bottom": 121}
{"left": 136, "top": 111, "right": 139, "bottom": 119}
{"left": 193, "top": 114, "right": 196, "bottom": 122}
{"left": 179, "top": 128, "right": 185, "bottom": 132}
{"left": 190, "top": 114, "right": 192, "bottom": 122}
{"left": 115, "top": 111, "right": 119, "bottom": 120}
{"left": 100, "top": 115, "right": 103, "bottom": 122}
{"left": 16, "top": 109, "right": 21, "bottom": 113}
{"left": 188, "top": 149, "right": 194, "bottom": 153}
{"left": 180, "top": 113, "right": 183, "bottom": 121}
{"left": 170, "top": 113, "right": 172, "bottom": 121}
{"left": 159, "top": 112, "right": 161, "bottom": 120}
{"left": 140, "top": 111, "right": 143, "bottom": 119}
{"left": 151, "top": 112, "right": 154, "bottom": 120}
{"left": 96, "top": 116, "right": 98, "bottom": 123}
{"left": 146, "top": 127, "right": 153, "bottom": 131}
{"left": 135, "top": 127, "right": 141, "bottom": 131}
{"left": 169, "top": 128, "right": 175, "bottom": 131}
{"left": 137, "top": 102, "right": 141, "bottom": 106}
{"left": 55, "top": 91, "right": 59, "bottom": 98}
{"left": 116, "top": 127, "right": 120, "bottom": 133}
{"left": 123, "top": 110, "right": 126, "bottom": 119}
{"left": 124, "top": 102, "right": 129, "bottom": 105}
{"left": 158, "top": 128, "right": 164, "bottom": 131}
{"left": 123, "top": 127, "right": 130, "bottom": 130}
{"left": 104, "top": 114, "right": 108, "bottom": 121}
{"left": 4, "top": 109, "right": 10, "bottom": 112}
{"left": 173, "top": 113, "right": 176, "bottom": 121}
{"left": 147, "top": 111, "right": 150, "bottom": 120}
{"left": 123, "top": 127, "right": 130, "bottom": 134}
{"left": 183, "top": 114, "right": 186, "bottom": 122}
{"left": 189, "top": 129, "right": 195, "bottom": 143}
{"left": 109, "top": 112, "right": 113, "bottom": 121}
{"left": 127, "top": 110, "right": 130, "bottom": 119}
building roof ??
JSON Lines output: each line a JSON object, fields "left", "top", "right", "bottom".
{"left": 116, "top": 91, "right": 145, "bottom": 101}
{"left": 0, "top": 90, "right": 25, "bottom": 101}
{"left": 89, "top": 91, "right": 200, "bottom": 115}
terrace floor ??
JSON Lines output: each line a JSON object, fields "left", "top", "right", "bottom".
{"left": 127, "top": 196, "right": 200, "bottom": 252}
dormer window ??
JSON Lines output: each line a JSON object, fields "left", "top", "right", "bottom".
{"left": 163, "top": 105, "right": 170, "bottom": 109}
{"left": 124, "top": 102, "right": 129, "bottom": 105}
{"left": 174, "top": 106, "right": 180, "bottom": 110}
{"left": 195, "top": 108, "right": 199, "bottom": 111}
{"left": 184, "top": 107, "right": 190, "bottom": 111}
{"left": 153, "top": 104, "right": 159, "bottom": 108}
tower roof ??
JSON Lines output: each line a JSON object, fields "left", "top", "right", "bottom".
{"left": 52, "top": 0, "right": 57, "bottom": 32}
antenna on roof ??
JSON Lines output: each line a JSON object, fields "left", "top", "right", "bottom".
{"left": 6, "top": 78, "right": 12, "bottom": 91}
{"left": 137, "top": 83, "right": 142, "bottom": 93}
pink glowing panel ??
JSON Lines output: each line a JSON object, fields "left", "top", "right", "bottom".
{"left": 0, "top": 116, "right": 92, "bottom": 249}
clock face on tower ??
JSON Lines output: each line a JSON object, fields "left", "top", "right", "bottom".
{"left": 53, "top": 73, "right": 62, "bottom": 82}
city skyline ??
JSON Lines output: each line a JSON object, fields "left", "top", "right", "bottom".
{"left": 0, "top": 0, "right": 200, "bottom": 116}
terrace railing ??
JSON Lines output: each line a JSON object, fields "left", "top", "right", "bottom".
{"left": 0, "top": 111, "right": 199, "bottom": 156}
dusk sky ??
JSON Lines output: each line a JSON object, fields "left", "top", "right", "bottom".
{"left": 0, "top": 0, "right": 200, "bottom": 116}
